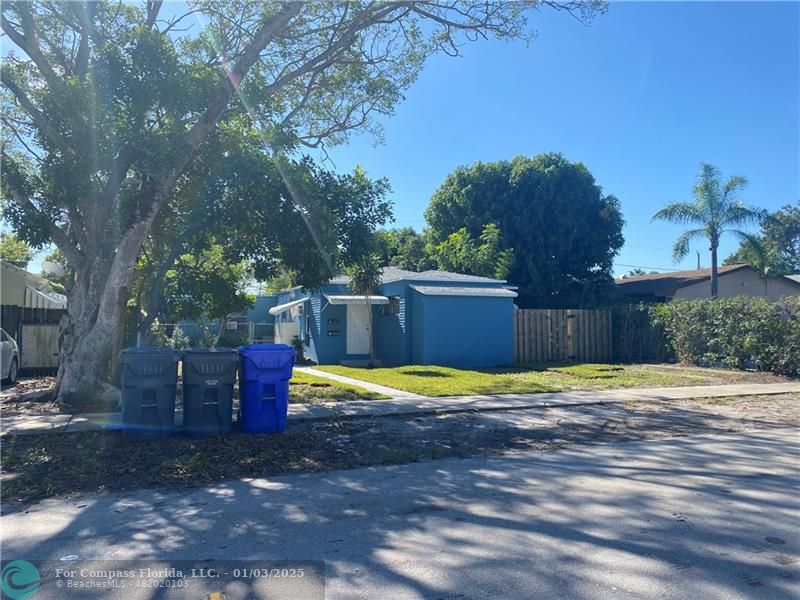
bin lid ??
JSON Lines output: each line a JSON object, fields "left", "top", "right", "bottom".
{"left": 120, "top": 347, "right": 180, "bottom": 356}
{"left": 239, "top": 343, "right": 294, "bottom": 354}
{"left": 183, "top": 347, "right": 238, "bottom": 355}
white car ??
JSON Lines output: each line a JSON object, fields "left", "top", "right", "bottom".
{"left": 1, "top": 328, "right": 19, "bottom": 384}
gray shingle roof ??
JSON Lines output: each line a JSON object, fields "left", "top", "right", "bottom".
{"left": 331, "top": 266, "right": 506, "bottom": 286}
{"left": 410, "top": 285, "right": 517, "bottom": 297}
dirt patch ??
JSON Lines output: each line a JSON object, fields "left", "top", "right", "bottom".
{"left": 639, "top": 363, "right": 788, "bottom": 385}
{"left": 0, "top": 377, "right": 57, "bottom": 416}
{"left": 2, "top": 392, "right": 797, "bottom": 507}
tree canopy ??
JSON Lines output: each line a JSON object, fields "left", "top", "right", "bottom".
{"left": 725, "top": 202, "right": 800, "bottom": 276}
{"left": 0, "top": 231, "right": 33, "bottom": 267}
{"left": 430, "top": 223, "right": 514, "bottom": 279}
{"left": 424, "top": 153, "right": 624, "bottom": 307}
{"left": 134, "top": 149, "right": 391, "bottom": 335}
{"left": 374, "top": 227, "right": 434, "bottom": 272}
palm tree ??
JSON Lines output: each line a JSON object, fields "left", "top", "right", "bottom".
{"left": 653, "top": 163, "right": 764, "bottom": 298}
{"left": 347, "top": 254, "right": 383, "bottom": 366}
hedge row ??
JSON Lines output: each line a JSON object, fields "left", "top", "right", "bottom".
{"left": 649, "top": 296, "right": 800, "bottom": 376}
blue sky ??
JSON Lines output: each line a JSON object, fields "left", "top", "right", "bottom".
{"left": 10, "top": 2, "right": 799, "bottom": 277}
{"left": 318, "top": 1, "right": 799, "bottom": 276}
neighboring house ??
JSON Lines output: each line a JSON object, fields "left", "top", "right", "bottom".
{"left": 268, "top": 267, "right": 518, "bottom": 368}
{"left": 0, "top": 260, "right": 66, "bottom": 309}
{"left": 615, "top": 264, "right": 800, "bottom": 302}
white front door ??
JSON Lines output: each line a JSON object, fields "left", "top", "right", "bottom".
{"left": 346, "top": 304, "right": 370, "bottom": 355}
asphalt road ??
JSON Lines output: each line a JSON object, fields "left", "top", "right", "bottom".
{"left": 2, "top": 428, "right": 798, "bottom": 600}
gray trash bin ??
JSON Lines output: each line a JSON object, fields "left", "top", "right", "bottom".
{"left": 120, "top": 347, "right": 179, "bottom": 437}
{"left": 181, "top": 347, "right": 238, "bottom": 437}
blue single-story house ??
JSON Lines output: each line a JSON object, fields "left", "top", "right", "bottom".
{"left": 267, "top": 267, "right": 517, "bottom": 368}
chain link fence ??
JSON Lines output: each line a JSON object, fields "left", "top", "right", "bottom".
{"left": 124, "top": 320, "right": 276, "bottom": 350}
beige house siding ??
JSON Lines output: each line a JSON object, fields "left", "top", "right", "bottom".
{"left": 1, "top": 261, "right": 27, "bottom": 306}
{"left": 675, "top": 269, "right": 800, "bottom": 301}
{"left": 1, "top": 260, "right": 66, "bottom": 309}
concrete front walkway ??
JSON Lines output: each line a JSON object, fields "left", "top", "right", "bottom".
{"left": 295, "top": 366, "right": 425, "bottom": 399}
{"left": 289, "top": 380, "right": 800, "bottom": 420}
{"left": 2, "top": 381, "right": 798, "bottom": 436}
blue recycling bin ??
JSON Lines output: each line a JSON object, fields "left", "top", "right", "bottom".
{"left": 238, "top": 344, "right": 296, "bottom": 433}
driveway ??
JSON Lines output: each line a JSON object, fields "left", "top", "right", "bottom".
{"left": 2, "top": 428, "right": 798, "bottom": 599}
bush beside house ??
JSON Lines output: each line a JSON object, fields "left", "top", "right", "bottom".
{"left": 650, "top": 297, "right": 800, "bottom": 376}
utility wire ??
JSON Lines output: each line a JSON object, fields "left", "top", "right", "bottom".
{"left": 615, "top": 262, "right": 685, "bottom": 272}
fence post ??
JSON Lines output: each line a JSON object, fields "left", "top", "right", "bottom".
{"left": 566, "top": 309, "right": 575, "bottom": 359}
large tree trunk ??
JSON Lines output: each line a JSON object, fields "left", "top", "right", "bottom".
{"left": 55, "top": 221, "right": 154, "bottom": 411}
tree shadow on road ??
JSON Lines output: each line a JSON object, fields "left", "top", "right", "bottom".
{"left": 3, "top": 411, "right": 798, "bottom": 599}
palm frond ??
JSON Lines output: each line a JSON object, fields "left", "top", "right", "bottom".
{"left": 726, "top": 229, "right": 767, "bottom": 268}
{"left": 720, "top": 202, "right": 765, "bottom": 229}
{"left": 693, "top": 163, "right": 722, "bottom": 215}
{"left": 672, "top": 228, "right": 706, "bottom": 262}
{"left": 722, "top": 175, "right": 748, "bottom": 198}
{"left": 652, "top": 201, "right": 704, "bottom": 225}
{"left": 348, "top": 254, "right": 383, "bottom": 295}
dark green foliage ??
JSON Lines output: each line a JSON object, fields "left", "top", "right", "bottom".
{"left": 374, "top": 227, "right": 434, "bottom": 272}
{"left": 216, "top": 326, "right": 251, "bottom": 349}
{"left": 612, "top": 303, "right": 670, "bottom": 363}
{"left": 157, "top": 245, "right": 253, "bottom": 323}
{"left": 651, "top": 297, "right": 800, "bottom": 376}
{"left": 725, "top": 202, "right": 800, "bottom": 276}
{"left": 290, "top": 335, "right": 306, "bottom": 364}
{"left": 430, "top": 223, "right": 514, "bottom": 279}
{"left": 347, "top": 254, "right": 383, "bottom": 297}
{"left": 425, "top": 153, "right": 624, "bottom": 307}
{"left": 134, "top": 153, "right": 392, "bottom": 331}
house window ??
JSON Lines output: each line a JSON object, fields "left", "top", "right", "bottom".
{"left": 383, "top": 296, "right": 401, "bottom": 316}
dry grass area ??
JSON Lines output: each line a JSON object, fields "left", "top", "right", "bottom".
{"left": 2, "top": 391, "right": 795, "bottom": 506}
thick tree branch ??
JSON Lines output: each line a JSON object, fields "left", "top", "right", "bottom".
{"left": 3, "top": 4, "right": 89, "bottom": 135}
{"left": 184, "top": 2, "right": 303, "bottom": 150}
{"left": 72, "top": 2, "right": 96, "bottom": 79}
{"left": 1, "top": 152, "right": 84, "bottom": 268}
{"left": 145, "top": 0, "right": 163, "bottom": 30}
{"left": 3, "top": 4, "right": 63, "bottom": 92}
{"left": 1, "top": 116, "right": 44, "bottom": 161}
{"left": 1, "top": 69, "right": 70, "bottom": 153}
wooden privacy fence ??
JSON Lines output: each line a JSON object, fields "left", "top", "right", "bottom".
{"left": 514, "top": 308, "right": 612, "bottom": 363}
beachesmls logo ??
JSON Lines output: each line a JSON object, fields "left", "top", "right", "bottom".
{"left": 1, "top": 561, "right": 40, "bottom": 600}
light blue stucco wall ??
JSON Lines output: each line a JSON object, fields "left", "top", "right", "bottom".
{"left": 374, "top": 280, "right": 410, "bottom": 365}
{"left": 412, "top": 292, "right": 515, "bottom": 368}
{"left": 294, "top": 278, "right": 515, "bottom": 367}
{"left": 306, "top": 283, "right": 373, "bottom": 364}
{"left": 246, "top": 296, "right": 277, "bottom": 323}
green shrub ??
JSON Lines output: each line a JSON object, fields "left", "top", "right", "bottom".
{"left": 612, "top": 303, "right": 671, "bottom": 363}
{"left": 217, "top": 326, "right": 250, "bottom": 348}
{"left": 291, "top": 335, "right": 306, "bottom": 363}
{"left": 650, "top": 297, "right": 800, "bottom": 376}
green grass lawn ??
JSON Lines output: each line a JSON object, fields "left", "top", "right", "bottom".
{"left": 289, "top": 370, "right": 389, "bottom": 402}
{"left": 314, "top": 363, "right": 733, "bottom": 397}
